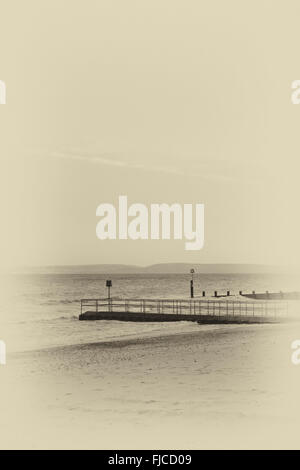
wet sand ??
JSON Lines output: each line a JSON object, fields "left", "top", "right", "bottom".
{"left": 1, "top": 322, "right": 300, "bottom": 449}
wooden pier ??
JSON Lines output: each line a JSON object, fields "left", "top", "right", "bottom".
{"left": 79, "top": 298, "right": 288, "bottom": 323}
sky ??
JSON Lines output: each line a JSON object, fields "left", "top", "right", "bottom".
{"left": 0, "top": 0, "right": 300, "bottom": 268}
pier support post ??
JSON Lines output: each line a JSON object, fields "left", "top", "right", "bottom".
{"left": 190, "top": 268, "right": 195, "bottom": 298}
{"left": 190, "top": 280, "right": 194, "bottom": 298}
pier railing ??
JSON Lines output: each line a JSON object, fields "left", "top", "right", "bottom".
{"left": 80, "top": 298, "right": 288, "bottom": 319}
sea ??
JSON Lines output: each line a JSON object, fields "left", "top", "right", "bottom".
{"left": 1, "top": 271, "right": 299, "bottom": 353}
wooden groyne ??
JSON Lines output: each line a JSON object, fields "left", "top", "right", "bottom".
{"left": 240, "top": 291, "right": 300, "bottom": 300}
{"left": 200, "top": 290, "right": 300, "bottom": 300}
{"left": 79, "top": 298, "right": 288, "bottom": 323}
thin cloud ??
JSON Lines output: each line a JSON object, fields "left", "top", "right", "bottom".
{"left": 49, "top": 150, "right": 256, "bottom": 184}
{"left": 50, "top": 151, "right": 184, "bottom": 176}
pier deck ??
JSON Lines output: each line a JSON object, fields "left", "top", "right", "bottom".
{"left": 79, "top": 298, "right": 288, "bottom": 323}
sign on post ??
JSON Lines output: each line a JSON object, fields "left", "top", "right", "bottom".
{"left": 106, "top": 280, "right": 112, "bottom": 299}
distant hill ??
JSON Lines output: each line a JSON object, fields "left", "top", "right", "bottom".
{"left": 14, "top": 263, "right": 296, "bottom": 275}
{"left": 143, "top": 264, "right": 284, "bottom": 274}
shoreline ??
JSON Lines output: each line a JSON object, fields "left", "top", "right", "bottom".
{"left": 2, "top": 320, "right": 300, "bottom": 449}
{"left": 9, "top": 321, "right": 282, "bottom": 357}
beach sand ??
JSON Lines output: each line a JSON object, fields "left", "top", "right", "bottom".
{"left": 1, "top": 322, "right": 300, "bottom": 449}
